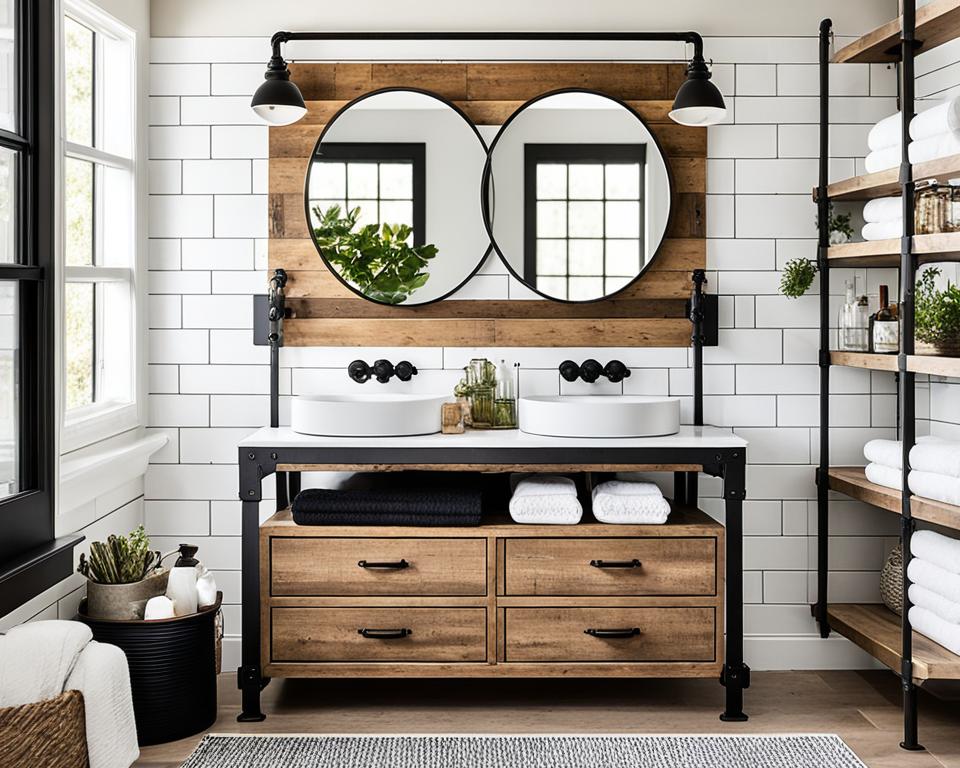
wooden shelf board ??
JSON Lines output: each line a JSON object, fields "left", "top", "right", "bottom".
{"left": 827, "top": 466, "right": 960, "bottom": 531}
{"left": 827, "top": 232, "right": 960, "bottom": 267}
{"left": 833, "top": 0, "right": 960, "bottom": 64}
{"left": 827, "top": 603, "right": 960, "bottom": 681}
{"left": 817, "top": 154, "right": 960, "bottom": 202}
{"left": 830, "top": 351, "right": 898, "bottom": 372}
{"left": 907, "top": 355, "right": 960, "bottom": 377}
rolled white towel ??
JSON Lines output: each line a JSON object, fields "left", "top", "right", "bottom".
{"left": 864, "top": 438, "right": 904, "bottom": 469}
{"left": 865, "top": 462, "right": 902, "bottom": 490}
{"left": 509, "top": 475, "right": 582, "bottom": 525}
{"left": 865, "top": 145, "right": 904, "bottom": 173}
{"left": 909, "top": 605, "right": 960, "bottom": 656}
{"left": 911, "top": 437, "right": 960, "bottom": 478}
{"left": 910, "top": 98, "right": 960, "bottom": 142}
{"left": 862, "top": 196, "right": 903, "bottom": 224}
{"left": 912, "top": 530, "right": 960, "bottom": 575}
{"left": 908, "top": 557, "right": 960, "bottom": 604}
{"left": 868, "top": 111, "right": 904, "bottom": 152}
{"left": 909, "top": 469, "right": 960, "bottom": 507}
{"left": 909, "top": 583, "right": 960, "bottom": 623}
{"left": 591, "top": 480, "right": 671, "bottom": 525}
{"left": 909, "top": 131, "right": 960, "bottom": 164}
{"left": 861, "top": 220, "right": 903, "bottom": 241}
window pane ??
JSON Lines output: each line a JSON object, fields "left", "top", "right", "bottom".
{"left": 379, "top": 163, "right": 412, "bottom": 199}
{"left": 568, "top": 240, "right": 603, "bottom": 275}
{"left": 605, "top": 201, "right": 640, "bottom": 238}
{"left": 349, "top": 200, "right": 378, "bottom": 228}
{"left": 568, "top": 276, "right": 604, "bottom": 301}
{"left": 64, "top": 16, "right": 94, "bottom": 147}
{"left": 536, "top": 239, "right": 566, "bottom": 276}
{"left": 537, "top": 276, "right": 567, "bottom": 300}
{"left": 568, "top": 164, "right": 603, "bottom": 199}
{"left": 309, "top": 162, "right": 345, "bottom": 199}
{"left": 605, "top": 163, "right": 641, "bottom": 199}
{"left": 379, "top": 200, "right": 413, "bottom": 229}
{"left": 0, "top": 0, "right": 14, "bottom": 133}
{"left": 536, "top": 201, "right": 566, "bottom": 237}
{"left": 606, "top": 239, "right": 641, "bottom": 276}
{"left": 65, "top": 282, "right": 94, "bottom": 410}
{"left": 347, "top": 163, "right": 378, "bottom": 199}
{"left": 310, "top": 200, "right": 346, "bottom": 228}
{"left": 568, "top": 201, "right": 603, "bottom": 237}
{"left": 0, "top": 282, "right": 17, "bottom": 498}
{"left": 0, "top": 146, "right": 13, "bottom": 264}
{"left": 65, "top": 157, "right": 93, "bottom": 266}
{"left": 536, "top": 165, "right": 566, "bottom": 199}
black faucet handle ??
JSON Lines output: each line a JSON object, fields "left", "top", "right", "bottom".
{"left": 348, "top": 360, "right": 372, "bottom": 383}
{"left": 559, "top": 360, "right": 581, "bottom": 382}
{"left": 604, "top": 360, "right": 631, "bottom": 383}
{"left": 394, "top": 361, "right": 418, "bottom": 381}
{"left": 372, "top": 359, "right": 395, "bottom": 384}
{"left": 579, "top": 359, "right": 603, "bottom": 383}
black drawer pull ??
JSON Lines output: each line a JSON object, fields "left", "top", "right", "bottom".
{"left": 358, "top": 559, "right": 410, "bottom": 570}
{"left": 358, "top": 628, "right": 412, "bottom": 639}
{"left": 590, "top": 559, "right": 642, "bottom": 569}
{"left": 584, "top": 627, "right": 641, "bottom": 639}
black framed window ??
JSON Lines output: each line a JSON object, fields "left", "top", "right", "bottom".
{"left": 0, "top": 0, "right": 60, "bottom": 608}
{"left": 524, "top": 143, "right": 646, "bottom": 301}
{"left": 308, "top": 142, "right": 426, "bottom": 245}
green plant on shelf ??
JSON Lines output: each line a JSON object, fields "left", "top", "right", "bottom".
{"left": 915, "top": 267, "right": 960, "bottom": 348}
{"left": 815, "top": 202, "right": 854, "bottom": 245}
{"left": 77, "top": 525, "right": 160, "bottom": 584}
{"left": 311, "top": 204, "right": 437, "bottom": 305}
{"left": 780, "top": 257, "right": 819, "bottom": 299}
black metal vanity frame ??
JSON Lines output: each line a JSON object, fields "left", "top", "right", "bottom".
{"left": 240, "top": 267, "right": 748, "bottom": 723}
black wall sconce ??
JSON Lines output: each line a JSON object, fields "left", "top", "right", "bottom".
{"left": 250, "top": 31, "right": 726, "bottom": 127}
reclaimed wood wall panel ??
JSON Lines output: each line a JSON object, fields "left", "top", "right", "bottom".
{"left": 270, "top": 62, "right": 706, "bottom": 348}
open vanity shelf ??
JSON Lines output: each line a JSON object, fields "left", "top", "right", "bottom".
{"left": 815, "top": 2, "right": 960, "bottom": 750}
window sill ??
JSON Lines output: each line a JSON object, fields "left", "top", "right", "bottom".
{"left": 61, "top": 401, "right": 140, "bottom": 455}
{"left": 0, "top": 534, "right": 84, "bottom": 618}
{"left": 59, "top": 430, "right": 168, "bottom": 519}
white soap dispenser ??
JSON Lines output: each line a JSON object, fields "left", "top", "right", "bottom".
{"left": 166, "top": 543, "right": 200, "bottom": 616}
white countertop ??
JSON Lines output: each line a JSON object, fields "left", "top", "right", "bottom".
{"left": 239, "top": 425, "right": 747, "bottom": 450}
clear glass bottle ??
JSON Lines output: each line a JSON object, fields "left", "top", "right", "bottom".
{"left": 839, "top": 281, "right": 869, "bottom": 352}
{"left": 873, "top": 284, "right": 899, "bottom": 354}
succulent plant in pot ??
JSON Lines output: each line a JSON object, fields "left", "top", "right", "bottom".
{"left": 78, "top": 525, "right": 169, "bottom": 620}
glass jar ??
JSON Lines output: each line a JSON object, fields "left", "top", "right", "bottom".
{"left": 915, "top": 182, "right": 947, "bottom": 234}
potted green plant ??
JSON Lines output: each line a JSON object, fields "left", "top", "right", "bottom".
{"left": 312, "top": 204, "right": 438, "bottom": 305}
{"left": 779, "top": 256, "right": 819, "bottom": 299}
{"left": 915, "top": 267, "right": 960, "bottom": 356}
{"left": 77, "top": 525, "right": 167, "bottom": 620}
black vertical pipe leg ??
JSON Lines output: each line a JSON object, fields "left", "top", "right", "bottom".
{"left": 238, "top": 448, "right": 268, "bottom": 722}
{"left": 685, "top": 472, "right": 699, "bottom": 509}
{"left": 720, "top": 451, "right": 749, "bottom": 722}
{"left": 902, "top": 680, "right": 922, "bottom": 751}
{"left": 674, "top": 472, "right": 688, "bottom": 507}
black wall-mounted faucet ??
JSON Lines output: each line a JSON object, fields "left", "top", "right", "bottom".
{"left": 348, "top": 359, "right": 418, "bottom": 384}
{"left": 559, "top": 359, "right": 631, "bottom": 384}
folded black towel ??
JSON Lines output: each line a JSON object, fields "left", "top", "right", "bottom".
{"left": 291, "top": 488, "right": 483, "bottom": 527}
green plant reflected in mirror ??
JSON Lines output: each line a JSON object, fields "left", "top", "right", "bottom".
{"left": 305, "top": 89, "right": 491, "bottom": 306}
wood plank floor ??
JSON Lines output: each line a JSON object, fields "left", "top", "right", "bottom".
{"left": 137, "top": 671, "right": 960, "bottom": 767}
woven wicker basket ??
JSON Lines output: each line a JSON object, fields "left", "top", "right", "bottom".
{"left": 0, "top": 690, "right": 89, "bottom": 768}
{"left": 881, "top": 544, "right": 903, "bottom": 616}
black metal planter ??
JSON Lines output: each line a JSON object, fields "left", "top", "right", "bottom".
{"left": 78, "top": 592, "right": 222, "bottom": 746}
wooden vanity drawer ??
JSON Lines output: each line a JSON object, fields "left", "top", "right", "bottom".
{"left": 504, "top": 607, "right": 715, "bottom": 663}
{"left": 271, "top": 537, "right": 486, "bottom": 596}
{"left": 271, "top": 607, "right": 487, "bottom": 662}
{"left": 503, "top": 537, "right": 717, "bottom": 596}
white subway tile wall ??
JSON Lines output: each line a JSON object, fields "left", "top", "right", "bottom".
{"left": 144, "top": 35, "right": 957, "bottom": 669}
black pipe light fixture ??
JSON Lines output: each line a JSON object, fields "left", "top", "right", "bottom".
{"left": 250, "top": 31, "right": 726, "bottom": 128}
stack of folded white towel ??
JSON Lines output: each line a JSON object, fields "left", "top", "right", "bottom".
{"left": 861, "top": 196, "right": 903, "bottom": 241}
{"left": 865, "top": 96, "right": 960, "bottom": 174}
{"left": 864, "top": 436, "right": 960, "bottom": 507}
{"left": 906, "top": 529, "right": 960, "bottom": 656}
{"left": 508, "top": 475, "right": 671, "bottom": 525}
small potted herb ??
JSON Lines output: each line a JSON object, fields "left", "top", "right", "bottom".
{"left": 780, "top": 257, "right": 818, "bottom": 299}
{"left": 915, "top": 267, "right": 960, "bottom": 356}
{"left": 77, "top": 525, "right": 167, "bottom": 620}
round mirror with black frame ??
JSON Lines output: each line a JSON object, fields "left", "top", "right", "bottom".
{"left": 481, "top": 89, "right": 673, "bottom": 303}
{"left": 305, "top": 88, "right": 491, "bottom": 306}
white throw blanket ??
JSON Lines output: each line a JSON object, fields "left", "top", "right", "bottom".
{"left": 509, "top": 475, "right": 582, "bottom": 524}
{"left": 65, "top": 641, "right": 140, "bottom": 768}
{"left": 0, "top": 619, "right": 139, "bottom": 768}
{"left": 862, "top": 196, "right": 903, "bottom": 224}
{"left": 912, "top": 529, "right": 960, "bottom": 575}
{"left": 909, "top": 583, "right": 960, "bottom": 624}
{"left": 864, "top": 461, "right": 902, "bottom": 491}
{"left": 908, "top": 557, "right": 960, "bottom": 604}
{"left": 591, "top": 480, "right": 671, "bottom": 525}
{"left": 909, "top": 605, "right": 960, "bottom": 656}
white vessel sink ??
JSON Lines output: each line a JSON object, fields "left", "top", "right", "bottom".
{"left": 291, "top": 394, "right": 449, "bottom": 437}
{"left": 519, "top": 395, "right": 681, "bottom": 438}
